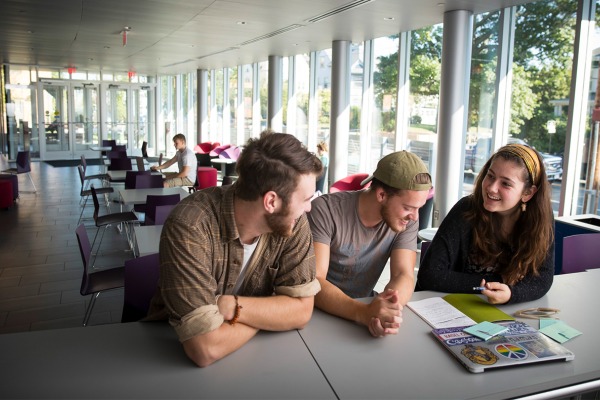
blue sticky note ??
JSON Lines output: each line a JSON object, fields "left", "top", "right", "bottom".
{"left": 463, "top": 321, "right": 508, "bottom": 341}
{"left": 539, "top": 318, "right": 559, "bottom": 329}
{"left": 539, "top": 320, "right": 582, "bottom": 343}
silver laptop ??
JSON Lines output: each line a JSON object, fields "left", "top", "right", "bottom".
{"left": 432, "top": 321, "right": 574, "bottom": 373}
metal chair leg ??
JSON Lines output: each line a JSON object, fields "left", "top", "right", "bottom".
{"left": 82, "top": 292, "right": 100, "bottom": 326}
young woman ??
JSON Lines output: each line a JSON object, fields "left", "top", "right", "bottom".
{"left": 416, "top": 144, "right": 554, "bottom": 304}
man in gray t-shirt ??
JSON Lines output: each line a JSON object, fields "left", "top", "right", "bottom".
{"left": 151, "top": 133, "right": 198, "bottom": 187}
{"left": 307, "top": 151, "right": 432, "bottom": 338}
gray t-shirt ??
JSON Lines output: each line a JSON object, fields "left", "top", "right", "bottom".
{"left": 307, "top": 190, "right": 418, "bottom": 298}
{"left": 177, "top": 147, "right": 198, "bottom": 183}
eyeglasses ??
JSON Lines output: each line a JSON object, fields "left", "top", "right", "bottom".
{"left": 514, "top": 307, "right": 560, "bottom": 319}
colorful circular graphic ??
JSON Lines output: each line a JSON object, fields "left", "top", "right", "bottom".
{"left": 495, "top": 343, "right": 528, "bottom": 360}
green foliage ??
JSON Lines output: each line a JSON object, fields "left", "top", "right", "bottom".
{"left": 350, "top": 105, "right": 361, "bottom": 130}
{"left": 371, "top": 0, "right": 576, "bottom": 154}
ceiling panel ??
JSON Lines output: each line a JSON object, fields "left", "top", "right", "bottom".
{"left": 0, "top": 0, "right": 537, "bottom": 75}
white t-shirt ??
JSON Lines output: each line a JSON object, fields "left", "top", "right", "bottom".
{"left": 177, "top": 147, "right": 197, "bottom": 182}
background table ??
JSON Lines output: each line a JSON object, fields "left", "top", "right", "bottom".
{"left": 118, "top": 187, "right": 188, "bottom": 206}
{"left": 211, "top": 158, "right": 236, "bottom": 176}
{"left": 108, "top": 170, "right": 162, "bottom": 182}
{"left": 417, "top": 227, "right": 438, "bottom": 241}
{"left": 0, "top": 322, "right": 336, "bottom": 399}
{"left": 298, "top": 272, "right": 600, "bottom": 400}
{"left": 134, "top": 224, "right": 162, "bottom": 257}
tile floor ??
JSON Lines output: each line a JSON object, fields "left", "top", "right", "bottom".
{"left": 0, "top": 158, "right": 132, "bottom": 334}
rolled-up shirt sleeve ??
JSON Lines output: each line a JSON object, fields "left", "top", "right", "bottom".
{"left": 157, "top": 201, "right": 224, "bottom": 342}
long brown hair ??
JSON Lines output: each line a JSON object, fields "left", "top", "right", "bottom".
{"left": 234, "top": 131, "right": 323, "bottom": 205}
{"left": 465, "top": 145, "right": 553, "bottom": 285}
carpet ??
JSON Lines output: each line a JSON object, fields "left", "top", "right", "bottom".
{"left": 44, "top": 158, "right": 104, "bottom": 167}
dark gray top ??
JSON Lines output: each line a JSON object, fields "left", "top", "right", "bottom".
{"left": 416, "top": 196, "right": 554, "bottom": 303}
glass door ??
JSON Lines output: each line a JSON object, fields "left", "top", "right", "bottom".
{"left": 41, "top": 82, "right": 70, "bottom": 158}
{"left": 39, "top": 80, "right": 99, "bottom": 159}
{"left": 105, "top": 86, "right": 128, "bottom": 150}
{"left": 72, "top": 84, "right": 99, "bottom": 153}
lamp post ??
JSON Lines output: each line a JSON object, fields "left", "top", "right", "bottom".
{"left": 547, "top": 120, "right": 556, "bottom": 153}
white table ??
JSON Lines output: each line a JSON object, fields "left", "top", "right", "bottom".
{"left": 118, "top": 187, "right": 188, "bottom": 206}
{"left": 0, "top": 322, "right": 336, "bottom": 399}
{"left": 417, "top": 227, "right": 438, "bottom": 241}
{"left": 134, "top": 224, "right": 162, "bottom": 257}
{"left": 89, "top": 145, "right": 113, "bottom": 171}
{"left": 298, "top": 272, "right": 600, "bottom": 400}
{"left": 211, "top": 158, "right": 236, "bottom": 176}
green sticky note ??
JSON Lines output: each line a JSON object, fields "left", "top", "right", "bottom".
{"left": 539, "top": 320, "right": 582, "bottom": 343}
{"left": 463, "top": 321, "right": 508, "bottom": 341}
{"left": 539, "top": 318, "right": 559, "bottom": 329}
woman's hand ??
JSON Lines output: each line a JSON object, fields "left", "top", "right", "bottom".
{"left": 479, "top": 279, "right": 511, "bottom": 304}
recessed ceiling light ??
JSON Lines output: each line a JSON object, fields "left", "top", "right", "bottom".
{"left": 437, "top": 2, "right": 445, "bottom": 6}
{"left": 237, "top": 21, "right": 246, "bottom": 25}
{"left": 384, "top": 17, "right": 395, "bottom": 21}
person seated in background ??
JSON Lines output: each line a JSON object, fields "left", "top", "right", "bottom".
{"left": 146, "top": 131, "right": 323, "bottom": 367}
{"left": 315, "top": 141, "right": 329, "bottom": 193}
{"left": 416, "top": 143, "right": 554, "bottom": 304}
{"left": 150, "top": 133, "right": 197, "bottom": 188}
{"left": 307, "top": 151, "right": 432, "bottom": 338}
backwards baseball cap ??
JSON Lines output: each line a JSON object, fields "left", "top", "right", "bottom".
{"left": 361, "top": 151, "right": 432, "bottom": 191}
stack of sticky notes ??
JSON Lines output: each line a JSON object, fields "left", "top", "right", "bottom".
{"left": 463, "top": 321, "right": 508, "bottom": 341}
{"left": 539, "top": 319, "right": 582, "bottom": 343}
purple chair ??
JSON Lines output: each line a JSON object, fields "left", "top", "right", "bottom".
{"left": 75, "top": 224, "right": 125, "bottom": 326}
{"left": 143, "top": 194, "right": 180, "bottom": 225}
{"left": 80, "top": 155, "right": 109, "bottom": 190}
{"left": 2, "top": 151, "right": 36, "bottom": 193}
{"left": 121, "top": 252, "right": 160, "bottom": 323}
{"left": 89, "top": 185, "right": 138, "bottom": 260}
{"left": 135, "top": 156, "right": 146, "bottom": 171}
{"left": 132, "top": 175, "right": 167, "bottom": 215}
{"left": 108, "top": 157, "right": 132, "bottom": 171}
{"left": 106, "top": 150, "right": 128, "bottom": 159}
{"left": 209, "top": 144, "right": 231, "bottom": 157}
{"left": 77, "top": 165, "right": 114, "bottom": 224}
{"left": 561, "top": 233, "right": 600, "bottom": 274}
{"left": 125, "top": 170, "right": 151, "bottom": 190}
{"left": 135, "top": 174, "right": 164, "bottom": 189}
{"left": 220, "top": 145, "right": 241, "bottom": 161}
{"left": 153, "top": 204, "right": 176, "bottom": 225}
{"left": 101, "top": 139, "right": 116, "bottom": 158}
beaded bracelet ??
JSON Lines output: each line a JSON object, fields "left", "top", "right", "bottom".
{"left": 228, "top": 295, "right": 243, "bottom": 325}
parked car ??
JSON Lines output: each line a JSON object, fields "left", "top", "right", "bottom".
{"left": 540, "top": 152, "right": 563, "bottom": 181}
{"left": 464, "top": 137, "right": 562, "bottom": 181}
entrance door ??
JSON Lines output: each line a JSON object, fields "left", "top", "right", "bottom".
{"left": 39, "top": 80, "right": 99, "bottom": 160}
{"left": 105, "top": 84, "right": 154, "bottom": 157}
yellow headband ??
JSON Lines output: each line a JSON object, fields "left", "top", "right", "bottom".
{"left": 500, "top": 144, "right": 540, "bottom": 185}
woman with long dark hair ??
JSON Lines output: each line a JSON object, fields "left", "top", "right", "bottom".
{"left": 416, "top": 144, "right": 554, "bottom": 304}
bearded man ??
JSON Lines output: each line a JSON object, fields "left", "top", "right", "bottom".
{"left": 307, "top": 151, "right": 432, "bottom": 337}
{"left": 147, "top": 131, "right": 323, "bottom": 367}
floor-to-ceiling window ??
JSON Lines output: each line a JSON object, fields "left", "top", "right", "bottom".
{"left": 371, "top": 36, "right": 400, "bottom": 172}
{"left": 316, "top": 49, "right": 332, "bottom": 146}
{"left": 407, "top": 25, "right": 443, "bottom": 177}
{"left": 512, "top": 0, "right": 577, "bottom": 214}
{"left": 242, "top": 64, "right": 254, "bottom": 143}
{"left": 293, "top": 54, "right": 310, "bottom": 146}
{"left": 228, "top": 67, "right": 238, "bottom": 145}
